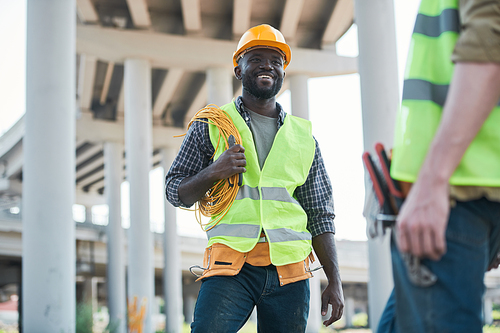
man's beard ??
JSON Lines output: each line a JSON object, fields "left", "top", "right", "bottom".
{"left": 242, "top": 72, "right": 283, "bottom": 100}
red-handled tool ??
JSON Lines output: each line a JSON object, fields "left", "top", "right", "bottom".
{"left": 375, "top": 143, "right": 404, "bottom": 212}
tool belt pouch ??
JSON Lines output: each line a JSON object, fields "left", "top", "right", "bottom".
{"left": 276, "top": 252, "right": 315, "bottom": 286}
{"left": 196, "top": 243, "right": 246, "bottom": 281}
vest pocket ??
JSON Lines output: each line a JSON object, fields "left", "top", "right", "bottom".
{"left": 196, "top": 243, "right": 247, "bottom": 281}
{"left": 275, "top": 252, "right": 315, "bottom": 286}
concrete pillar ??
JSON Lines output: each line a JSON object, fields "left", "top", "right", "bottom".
{"left": 23, "top": 0, "right": 76, "bottom": 332}
{"left": 124, "top": 58, "right": 154, "bottom": 333}
{"left": 344, "top": 297, "right": 355, "bottom": 328}
{"left": 306, "top": 274, "right": 322, "bottom": 333}
{"left": 289, "top": 74, "right": 310, "bottom": 119}
{"left": 355, "top": 0, "right": 400, "bottom": 331}
{"left": 184, "top": 295, "right": 196, "bottom": 324}
{"left": 91, "top": 277, "right": 99, "bottom": 315}
{"left": 85, "top": 205, "right": 93, "bottom": 224}
{"left": 104, "top": 142, "right": 126, "bottom": 333}
{"left": 484, "top": 296, "right": 493, "bottom": 325}
{"left": 206, "top": 67, "right": 233, "bottom": 106}
{"left": 288, "top": 73, "right": 322, "bottom": 332}
{"left": 160, "top": 147, "right": 183, "bottom": 333}
{"left": 82, "top": 278, "right": 93, "bottom": 305}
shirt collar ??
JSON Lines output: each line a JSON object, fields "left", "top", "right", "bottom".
{"left": 235, "top": 95, "right": 286, "bottom": 129}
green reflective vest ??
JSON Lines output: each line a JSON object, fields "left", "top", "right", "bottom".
{"left": 206, "top": 102, "right": 316, "bottom": 266}
{"left": 391, "top": 0, "right": 500, "bottom": 186}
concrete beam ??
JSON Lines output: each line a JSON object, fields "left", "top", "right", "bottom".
{"left": 125, "top": 0, "right": 151, "bottom": 28}
{"left": 100, "top": 62, "right": 115, "bottom": 105}
{"left": 0, "top": 116, "right": 24, "bottom": 159}
{"left": 78, "top": 169, "right": 104, "bottom": 189}
{"left": 232, "top": 0, "right": 252, "bottom": 37}
{"left": 280, "top": 0, "right": 305, "bottom": 41}
{"left": 0, "top": 145, "right": 23, "bottom": 179}
{"left": 76, "top": 109, "right": 185, "bottom": 149}
{"left": 76, "top": 189, "right": 106, "bottom": 206}
{"left": 183, "top": 82, "right": 207, "bottom": 127}
{"left": 181, "top": 0, "right": 202, "bottom": 32}
{"left": 78, "top": 54, "right": 97, "bottom": 110}
{"left": 0, "top": 179, "right": 22, "bottom": 196}
{"left": 117, "top": 82, "right": 125, "bottom": 116}
{"left": 322, "top": 0, "right": 354, "bottom": 47}
{"left": 77, "top": 25, "right": 358, "bottom": 76}
{"left": 88, "top": 179, "right": 106, "bottom": 193}
{"left": 76, "top": 156, "right": 104, "bottom": 179}
{"left": 153, "top": 69, "right": 184, "bottom": 118}
{"left": 76, "top": 0, "right": 99, "bottom": 23}
{"left": 76, "top": 143, "right": 103, "bottom": 165}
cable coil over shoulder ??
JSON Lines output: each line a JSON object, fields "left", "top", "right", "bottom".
{"left": 177, "top": 104, "right": 243, "bottom": 231}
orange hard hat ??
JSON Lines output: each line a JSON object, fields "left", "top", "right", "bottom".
{"left": 233, "top": 24, "right": 291, "bottom": 69}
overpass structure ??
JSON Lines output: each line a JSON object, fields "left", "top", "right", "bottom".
{"left": 0, "top": 0, "right": 415, "bottom": 332}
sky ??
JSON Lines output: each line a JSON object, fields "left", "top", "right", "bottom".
{"left": 0, "top": 0, "right": 421, "bottom": 241}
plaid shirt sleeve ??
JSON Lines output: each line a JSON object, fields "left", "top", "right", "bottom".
{"left": 165, "top": 120, "right": 214, "bottom": 208}
{"left": 295, "top": 138, "right": 336, "bottom": 237}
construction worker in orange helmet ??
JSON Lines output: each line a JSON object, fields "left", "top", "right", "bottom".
{"left": 166, "top": 23, "right": 344, "bottom": 332}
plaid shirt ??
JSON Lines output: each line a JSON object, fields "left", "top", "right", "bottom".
{"left": 165, "top": 96, "right": 335, "bottom": 237}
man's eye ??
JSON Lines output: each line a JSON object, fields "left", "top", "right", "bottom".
{"left": 250, "top": 58, "right": 260, "bottom": 62}
{"left": 273, "top": 60, "right": 282, "bottom": 65}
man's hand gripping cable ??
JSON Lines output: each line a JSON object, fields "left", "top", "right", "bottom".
{"left": 174, "top": 105, "right": 243, "bottom": 277}
{"left": 363, "top": 143, "right": 437, "bottom": 287}
{"left": 174, "top": 104, "right": 243, "bottom": 233}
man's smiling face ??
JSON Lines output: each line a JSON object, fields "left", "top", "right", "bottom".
{"left": 235, "top": 48, "right": 285, "bottom": 100}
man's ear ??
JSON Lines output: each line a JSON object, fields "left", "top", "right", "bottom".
{"left": 234, "top": 66, "right": 242, "bottom": 81}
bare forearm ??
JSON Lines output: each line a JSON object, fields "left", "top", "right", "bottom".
{"left": 178, "top": 166, "right": 219, "bottom": 207}
{"left": 312, "top": 231, "right": 344, "bottom": 325}
{"left": 418, "top": 62, "right": 500, "bottom": 186}
{"left": 178, "top": 144, "right": 247, "bottom": 206}
{"left": 312, "top": 232, "right": 341, "bottom": 285}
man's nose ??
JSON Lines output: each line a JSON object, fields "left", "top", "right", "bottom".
{"left": 260, "top": 59, "right": 273, "bottom": 70}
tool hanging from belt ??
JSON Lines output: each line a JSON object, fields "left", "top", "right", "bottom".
{"left": 363, "top": 143, "right": 437, "bottom": 287}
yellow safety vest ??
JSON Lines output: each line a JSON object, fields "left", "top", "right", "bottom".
{"left": 391, "top": 0, "right": 500, "bottom": 186}
{"left": 207, "top": 102, "right": 316, "bottom": 266}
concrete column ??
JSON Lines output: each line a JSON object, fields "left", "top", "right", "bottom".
{"left": 306, "top": 275, "right": 322, "bottom": 333}
{"left": 161, "top": 147, "right": 183, "bottom": 333}
{"left": 206, "top": 67, "right": 233, "bottom": 106}
{"left": 23, "top": 1, "right": 76, "bottom": 332}
{"left": 289, "top": 73, "right": 322, "bottom": 332}
{"left": 184, "top": 295, "right": 196, "bottom": 324}
{"left": 85, "top": 205, "right": 93, "bottom": 224}
{"left": 344, "top": 297, "right": 355, "bottom": 328}
{"left": 355, "top": 0, "right": 400, "bottom": 331}
{"left": 484, "top": 296, "right": 493, "bottom": 325}
{"left": 289, "top": 74, "right": 310, "bottom": 119}
{"left": 124, "top": 58, "right": 154, "bottom": 333}
{"left": 104, "top": 142, "right": 126, "bottom": 333}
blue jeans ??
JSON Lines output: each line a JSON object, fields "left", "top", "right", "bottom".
{"left": 379, "top": 198, "right": 500, "bottom": 333}
{"left": 191, "top": 263, "right": 310, "bottom": 333}
{"left": 377, "top": 289, "right": 396, "bottom": 333}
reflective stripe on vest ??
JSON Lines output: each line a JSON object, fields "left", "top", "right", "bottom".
{"left": 206, "top": 101, "right": 316, "bottom": 266}
{"left": 403, "top": 79, "right": 500, "bottom": 108}
{"left": 235, "top": 185, "right": 300, "bottom": 206}
{"left": 413, "top": 8, "right": 459, "bottom": 37}
{"left": 391, "top": 0, "right": 500, "bottom": 186}
{"left": 206, "top": 224, "right": 312, "bottom": 243}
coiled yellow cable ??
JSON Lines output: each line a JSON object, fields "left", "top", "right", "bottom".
{"left": 178, "top": 104, "right": 242, "bottom": 231}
